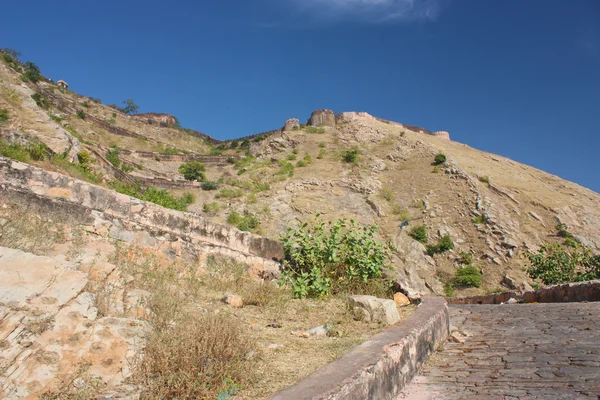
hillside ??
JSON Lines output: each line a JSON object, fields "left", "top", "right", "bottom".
{"left": 1, "top": 51, "right": 599, "bottom": 299}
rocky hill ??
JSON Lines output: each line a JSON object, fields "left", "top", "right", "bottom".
{"left": 1, "top": 51, "right": 599, "bottom": 299}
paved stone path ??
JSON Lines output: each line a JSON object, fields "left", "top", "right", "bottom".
{"left": 400, "top": 303, "right": 600, "bottom": 399}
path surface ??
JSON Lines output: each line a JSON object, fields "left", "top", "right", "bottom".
{"left": 400, "top": 303, "right": 600, "bottom": 400}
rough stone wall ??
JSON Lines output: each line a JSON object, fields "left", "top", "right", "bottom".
{"left": 0, "top": 157, "right": 283, "bottom": 277}
{"left": 270, "top": 297, "right": 449, "bottom": 400}
{"left": 449, "top": 280, "right": 600, "bottom": 305}
{"left": 307, "top": 109, "right": 336, "bottom": 127}
{"left": 433, "top": 131, "right": 450, "bottom": 140}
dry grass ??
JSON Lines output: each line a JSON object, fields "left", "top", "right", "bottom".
{"left": 0, "top": 204, "right": 66, "bottom": 255}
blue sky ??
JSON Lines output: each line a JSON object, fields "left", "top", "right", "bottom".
{"left": 2, "top": 0, "right": 599, "bottom": 192}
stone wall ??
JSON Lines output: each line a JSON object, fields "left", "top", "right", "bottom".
{"left": 449, "top": 280, "right": 600, "bottom": 305}
{"left": 0, "top": 157, "right": 283, "bottom": 277}
{"left": 307, "top": 109, "right": 336, "bottom": 127}
{"left": 270, "top": 297, "right": 449, "bottom": 400}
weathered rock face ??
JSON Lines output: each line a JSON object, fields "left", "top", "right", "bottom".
{"left": 433, "top": 131, "right": 451, "bottom": 140}
{"left": 0, "top": 247, "right": 148, "bottom": 399}
{"left": 283, "top": 118, "right": 300, "bottom": 131}
{"left": 347, "top": 295, "right": 400, "bottom": 325}
{"left": 135, "top": 113, "right": 178, "bottom": 128}
{"left": 307, "top": 109, "right": 336, "bottom": 127}
{"left": 0, "top": 157, "right": 283, "bottom": 278}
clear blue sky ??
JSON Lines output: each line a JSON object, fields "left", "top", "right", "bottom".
{"left": 2, "top": 0, "right": 599, "bottom": 192}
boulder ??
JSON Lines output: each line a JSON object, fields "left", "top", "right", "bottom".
{"left": 347, "top": 295, "right": 400, "bottom": 325}
{"left": 222, "top": 294, "right": 244, "bottom": 308}
{"left": 307, "top": 109, "right": 336, "bottom": 127}
{"left": 393, "top": 292, "right": 411, "bottom": 307}
{"left": 283, "top": 118, "right": 300, "bottom": 131}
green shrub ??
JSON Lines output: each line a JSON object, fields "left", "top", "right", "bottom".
{"left": 426, "top": 235, "right": 454, "bottom": 256}
{"left": 23, "top": 61, "right": 42, "bottom": 83}
{"left": 556, "top": 223, "right": 572, "bottom": 238}
{"left": 178, "top": 161, "right": 206, "bottom": 181}
{"left": 0, "top": 109, "right": 9, "bottom": 123}
{"left": 281, "top": 216, "right": 393, "bottom": 298}
{"left": 458, "top": 251, "right": 473, "bottom": 265}
{"left": 31, "top": 92, "right": 49, "bottom": 109}
{"left": 473, "top": 214, "right": 488, "bottom": 224}
{"left": 77, "top": 151, "right": 92, "bottom": 166}
{"left": 275, "top": 160, "right": 294, "bottom": 177}
{"left": 478, "top": 176, "right": 490, "bottom": 184}
{"left": 252, "top": 182, "right": 270, "bottom": 193}
{"left": 26, "top": 141, "right": 48, "bottom": 161}
{"left": 526, "top": 243, "right": 600, "bottom": 285}
{"left": 306, "top": 127, "right": 325, "bottom": 134}
{"left": 433, "top": 153, "right": 446, "bottom": 165}
{"left": 182, "top": 192, "right": 195, "bottom": 205}
{"left": 318, "top": 142, "right": 326, "bottom": 148}
{"left": 0, "top": 141, "right": 29, "bottom": 162}
{"left": 227, "top": 211, "right": 259, "bottom": 232}
{"left": 287, "top": 154, "right": 297, "bottom": 161}
{"left": 201, "top": 181, "right": 219, "bottom": 191}
{"left": 453, "top": 265, "right": 483, "bottom": 288}
{"left": 342, "top": 149, "right": 359, "bottom": 163}
{"left": 215, "top": 188, "right": 243, "bottom": 199}
{"left": 408, "top": 225, "right": 428, "bottom": 244}
{"left": 76, "top": 109, "right": 85, "bottom": 119}
{"left": 296, "top": 160, "right": 306, "bottom": 167}
{"left": 105, "top": 149, "right": 121, "bottom": 168}
{"left": 303, "top": 153, "right": 312, "bottom": 164}
{"left": 230, "top": 139, "right": 239, "bottom": 149}
{"left": 317, "top": 149, "right": 326, "bottom": 159}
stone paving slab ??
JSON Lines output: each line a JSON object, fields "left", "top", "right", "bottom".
{"left": 399, "top": 303, "right": 600, "bottom": 399}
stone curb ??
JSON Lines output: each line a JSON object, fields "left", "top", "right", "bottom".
{"left": 269, "top": 297, "right": 449, "bottom": 400}
{"left": 449, "top": 279, "right": 600, "bottom": 305}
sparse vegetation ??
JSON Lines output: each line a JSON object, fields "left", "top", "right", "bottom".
{"left": 379, "top": 187, "right": 394, "bottom": 202}
{"left": 0, "top": 139, "right": 49, "bottom": 162}
{"left": 31, "top": 92, "right": 50, "bottom": 109}
{"left": 111, "top": 182, "right": 194, "bottom": 211}
{"left": 76, "top": 109, "right": 86, "bottom": 119}
{"left": 473, "top": 214, "right": 488, "bottom": 224}
{"left": 203, "top": 202, "right": 221, "bottom": 216}
{"left": 0, "top": 108, "right": 8, "bottom": 123}
{"left": 391, "top": 205, "right": 410, "bottom": 222}
{"left": 23, "top": 61, "right": 43, "bottom": 83}
{"left": 275, "top": 160, "right": 294, "bottom": 178}
{"left": 412, "top": 199, "right": 426, "bottom": 211}
{"left": 281, "top": 215, "right": 393, "bottom": 298}
{"left": 178, "top": 161, "right": 206, "bottom": 181}
{"left": 159, "top": 146, "right": 179, "bottom": 155}
{"left": 426, "top": 234, "right": 454, "bottom": 256}
{"left": 478, "top": 175, "right": 490, "bottom": 184}
{"left": 408, "top": 225, "right": 428, "bottom": 244}
{"left": 317, "top": 149, "right": 326, "bottom": 159}
{"left": 306, "top": 127, "right": 325, "bottom": 134}
{"left": 215, "top": 188, "right": 244, "bottom": 199}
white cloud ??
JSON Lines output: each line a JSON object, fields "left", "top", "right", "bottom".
{"left": 287, "top": 0, "right": 443, "bottom": 23}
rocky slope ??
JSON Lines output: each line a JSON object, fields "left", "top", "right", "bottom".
{"left": 1, "top": 52, "right": 599, "bottom": 299}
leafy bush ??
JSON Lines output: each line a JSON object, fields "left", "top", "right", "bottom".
{"left": 0, "top": 109, "right": 8, "bottom": 123}
{"left": 479, "top": 176, "right": 490, "bottom": 184}
{"left": 120, "top": 98, "right": 139, "bottom": 115}
{"left": 433, "top": 153, "right": 446, "bottom": 165}
{"left": 227, "top": 211, "right": 259, "bottom": 232}
{"left": 408, "top": 225, "right": 428, "bottom": 244}
{"left": 426, "top": 234, "right": 454, "bottom": 256}
{"left": 303, "top": 153, "right": 312, "bottom": 164}
{"left": 281, "top": 216, "right": 393, "bottom": 298}
{"left": 77, "top": 150, "right": 91, "bottom": 166}
{"left": 76, "top": 109, "right": 86, "bottom": 119}
{"left": 178, "top": 161, "right": 206, "bottom": 181}
{"left": 453, "top": 265, "right": 483, "bottom": 288}
{"left": 526, "top": 243, "right": 600, "bottom": 285}
{"left": 296, "top": 160, "right": 306, "bottom": 167}
{"left": 230, "top": 139, "right": 239, "bottom": 149}
{"left": 556, "top": 223, "right": 572, "bottom": 238}
{"left": 215, "top": 188, "right": 243, "bottom": 199}
{"left": 201, "top": 181, "right": 219, "bottom": 191}
{"left": 342, "top": 149, "right": 359, "bottom": 163}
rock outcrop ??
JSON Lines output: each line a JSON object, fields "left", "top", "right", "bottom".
{"left": 307, "top": 109, "right": 335, "bottom": 127}
{"left": 134, "top": 113, "right": 178, "bottom": 127}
